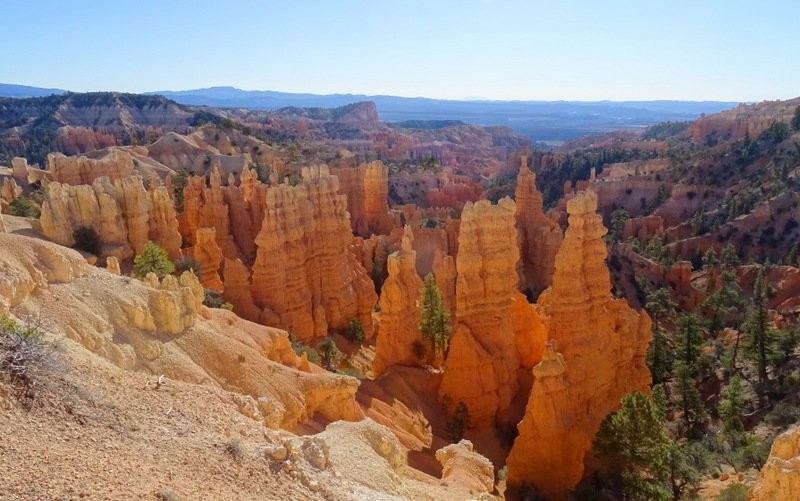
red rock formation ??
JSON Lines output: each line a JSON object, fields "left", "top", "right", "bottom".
{"left": 515, "top": 162, "right": 563, "bottom": 297}
{"left": 689, "top": 98, "right": 798, "bottom": 143}
{"left": 511, "top": 292, "right": 547, "bottom": 368}
{"left": 331, "top": 160, "right": 393, "bottom": 237}
{"left": 193, "top": 228, "right": 224, "bottom": 291}
{"left": 506, "top": 191, "right": 652, "bottom": 500}
{"left": 250, "top": 165, "right": 377, "bottom": 341}
{"left": 438, "top": 197, "right": 521, "bottom": 428}
{"left": 221, "top": 258, "right": 261, "bottom": 321}
{"left": 47, "top": 149, "right": 135, "bottom": 186}
{"left": 179, "top": 166, "right": 267, "bottom": 263}
{"left": 372, "top": 227, "right": 424, "bottom": 376}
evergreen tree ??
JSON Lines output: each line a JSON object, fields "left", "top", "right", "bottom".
{"left": 718, "top": 374, "right": 748, "bottom": 436}
{"left": 676, "top": 314, "right": 705, "bottom": 369}
{"left": 744, "top": 268, "right": 776, "bottom": 400}
{"left": 702, "top": 270, "right": 744, "bottom": 340}
{"left": 784, "top": 243, "right": 799, "bottom": 267}
{"left": 171, "top": 168, "right": 190, "bottom": 213}
{"left": 672, "top": 363, "right": 707, "bottom": 437}
{"left": 609, "top": 209, "right": 629, "bottom": 242}
{"left": 792, "top": 105, "right": 800, "bottom": 131}
{"left": 701, "top": 248, "right": 719, "bottom": 270}
{"left": 317, "top": 337, "right": 340, "bottom": 370}
{"left": 721, "top": 244, "right": 740, "bottom": 267}
{"left": 9, "top": 196, "right": 38, "bottom": 218}
{"left": 132, "top": 242, "right": 175, "bottom": 279}
{"left": 593, "top": 392, "right": 672, "bottom": 501}
{"left": 418, "top": 273, "right": 451, "bottom": 364}
{"left": 645, "top": 288, "right": 677, "bottom": 384}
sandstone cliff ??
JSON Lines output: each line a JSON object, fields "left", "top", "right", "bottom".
{"left": 40, "top": 176, "right": 182, "bottom": 261}
{"left": 506, "top": 190, "right": 652, "bottom": 499}
{"left": 47, "top": 149, "right": 135, "bottom": 186}
{"left": 438, "top": 197, "right": 522, "bottom": 428}
{"left": 330, "top": 159, "right": 393, "bottom": 237}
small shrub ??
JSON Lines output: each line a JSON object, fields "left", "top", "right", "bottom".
{"left": 132, "top": 242, "right": 175, "bottom": 279}
{"left": 714, "top": 483, "right": 749, "bottom": 501}
{"left": 497, "top": 465, "right": 508, "bottom": 481}
{"left": 173, "top": 256, "right": 200, "bottom": 274}
{"left": 0, "top": 316, "right": 62, "bottom": 404}
{"left": 765, "top": 401, "right": 800, "bottom": 427}
{"left": 9, "top": 196, "right": 38, "bottom": 218}
{"left": 294, "top": 345, "right": 321, "bottom": 366}
{"left": 339, "top": 366, "right": 366, "bottom": 379}
{"left": 202, "top": 288, "right": 231, "bottom": 309}
{"left": 72, "top": 225, "right": 102, "bottom": 256}
{"left": 344, "top": 319, "right": 365, "bottom": 343}
{"left": 225, "top": 438, "right": 244, "bottom": 461}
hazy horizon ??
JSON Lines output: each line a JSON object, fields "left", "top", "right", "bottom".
{"left": 3, "top": 0, "right": 797, "bottom": 103}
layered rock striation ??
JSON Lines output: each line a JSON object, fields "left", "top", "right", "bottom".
{"left": 438, "top": 197, "right": 522, "bottom": 428}
{"left": 506, "top": 190, "right": 652, "bottom": 500}
{"left": 40, "top": 176, "right": 182, "bottom": 261}
{"left": 330, "top": 159, "right": 393, "bottom": 237}
{"left": 250, "top": 165, "right": 377, "bottom": 341}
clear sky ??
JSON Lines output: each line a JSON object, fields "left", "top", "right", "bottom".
{"left": 3, "top": 0, "right": 797, "bottom": 102}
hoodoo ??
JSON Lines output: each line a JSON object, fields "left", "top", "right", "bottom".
{"left": 507, "top": 190, "right": 652, "bottom": 499}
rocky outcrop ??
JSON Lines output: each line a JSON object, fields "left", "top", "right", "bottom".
{"left": 0, "top": 233, "right": 87, "bottom": 314}
{"left": 372, "top": 227, "right": 423, "bottom": 376}
{"left": 439, "top": 197, "right": 521, "bottom": 428}
{"left": 515, "top": 162, "right": 563, "bottom": 297}
{"left": 0, "top": 231, "right": 363, "bottom": 430}
{"left": 752, "top": 426, "right": 800, "bottom": 501}
{"left": 40, "top": 176, "right": 182, "bottom": 261}
{"left": 250, "top": 165, "right": 377, "bottom": 341}
{"left": 432, "top": 249, "right": 456, "bottom": 313}
{"left": 1, "top": 177, "right": 22, "bottom": 205}
{"left": 507, "top": 191, "right": 653, "bottom": 500}
{"left": 47, "top": 149, "right": 135, "bottom": 186}
{"left": 435, "top": 440, "right": 494, "bottom": 494}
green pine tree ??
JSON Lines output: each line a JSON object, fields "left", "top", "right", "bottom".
{"left": 593, "top": 392, "right": 672, "bottom": 501}
{"left": 744, "top": 267, "right": 777, "bottom": 400}
{"left": 645, "top": 288, "right": 677, "bottom": 384}
{"left": 418, "top": 273, "right": 451, "bottom": 364}
{"left": 672, "top": 362, "right": 707, "bottom": 437}
{"left": 132, "top": 242, "right": 175, "bottom": 279}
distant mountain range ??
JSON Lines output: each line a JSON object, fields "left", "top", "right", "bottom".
{"left": 0, "top": 83, "right": 742, "bottom": 142}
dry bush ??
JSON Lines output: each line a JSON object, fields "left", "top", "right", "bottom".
{"left": 0, "top": 316, "right": 64, "bottom": 406}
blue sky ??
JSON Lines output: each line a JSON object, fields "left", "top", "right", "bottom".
{"left": 3, "top": 0, "right": 797, "bottom": 101}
